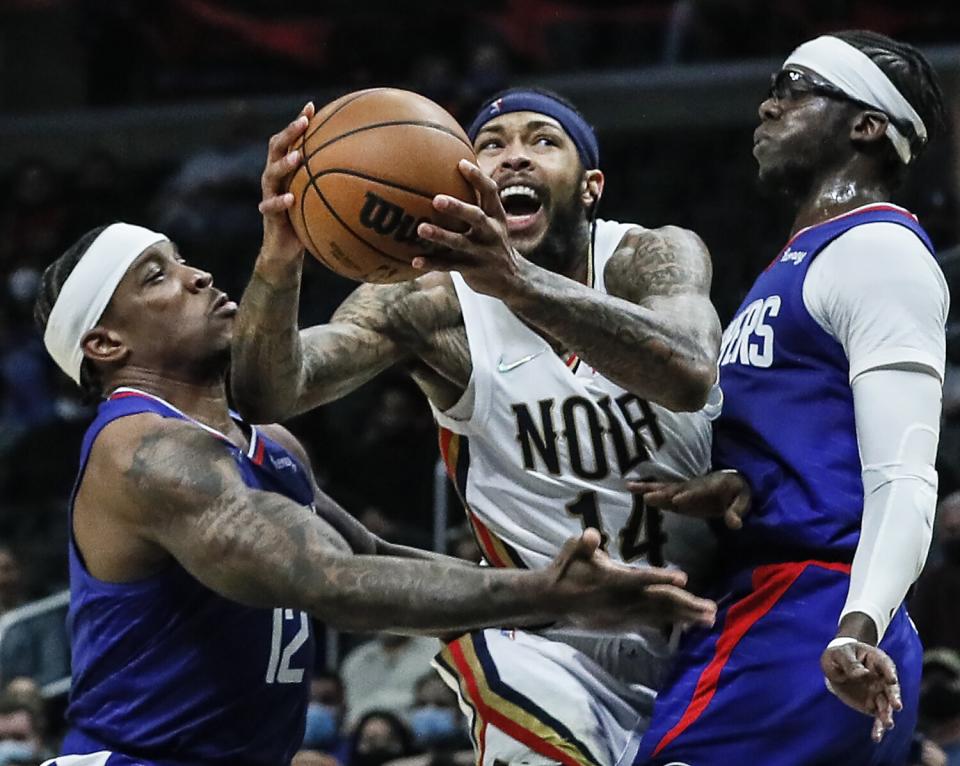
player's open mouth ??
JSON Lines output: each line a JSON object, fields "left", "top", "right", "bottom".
{"left": 500, "top": 184, "right": 545, "bottom": 233}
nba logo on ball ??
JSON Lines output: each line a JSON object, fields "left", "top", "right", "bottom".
{"left": 286, "top": 88, "right": 478, "bottom": 284}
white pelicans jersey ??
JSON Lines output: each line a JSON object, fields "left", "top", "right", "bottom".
{"left": 434, "top": 219, "right": 721, "bottom": 589}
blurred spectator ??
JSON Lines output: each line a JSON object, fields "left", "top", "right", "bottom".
{"left": 912, "top": 492, "right": 960, "bottom": 652}
{"left": 0, "top": 159, "right": 68, "bottom": 275}
{"left": 347, "top": 710, "right": 417, "bottom": 766}
{"left": 341, "top": 636, "right": 438, "bottom": 726}
{"left": 407, "top": 673, "right": 467, "bottom": 751}
{"left": 0, "top": 550, "right": 22, "bottom": 618}
{"left": 0, "top": 547, "right": 69, "bottom": 687}
{"left": 920, "top": 649, "right": 960, "bottom": 765}
{"left": 0, "top": 267, "right": 58, "bottom": 452}
{"left": 0, "top": 690, "right": 49, "bottom": 765}
{"left": 294, "top": 751, "right": 340, "bottom": 766}
{"left": 911, "top": 733, "right": 950, "bottom": 766}
{"left": 2, "top": 679, "right": 47, "bottom": 750}
{"left": 303, "top": 670, "right": 349, "bottom": 760}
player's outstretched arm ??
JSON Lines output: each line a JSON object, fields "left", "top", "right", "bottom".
{"left": 231, "top": 101, "right": 418, "bottom": 423}
{"left": 103, "top": 416, "right": 715, "bottom": 634}
{"left": 414, "top": 160, "right": 721, "bottom": 411}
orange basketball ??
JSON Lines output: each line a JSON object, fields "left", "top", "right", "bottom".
{"left": 287, "top": 88, "right": 477, "bottom": 283}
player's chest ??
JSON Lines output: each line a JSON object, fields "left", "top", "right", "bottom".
{"left": 493, "top": 357, "right": 666, "bottom": 482}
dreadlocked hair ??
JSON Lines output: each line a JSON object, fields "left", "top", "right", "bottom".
{"left": 34, "top": 224, "right": 111, "bottom": 399}
{"left": 833, "top": 30, "right": 946, "bottom": 183}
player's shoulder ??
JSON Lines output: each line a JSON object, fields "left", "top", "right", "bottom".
{"left": 603, "top": 221, "right": 712, "bottom": 299}
{"left": 81, "top": 412, "right": 228, "bottom": 526}
{"left": 90, "top": 412, "right": 229, "bottom": 481}
{"left": 258, "top": 423, "right": 313, "bottom": 472}
{"left": 823, "top": 221, "right": 947, "bottom": 293}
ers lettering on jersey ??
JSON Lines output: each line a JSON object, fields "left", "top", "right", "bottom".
{"left": 718, "top": 295, "right": 781, "bottom": 369}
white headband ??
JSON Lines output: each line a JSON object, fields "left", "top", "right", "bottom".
{"left": 784, "top": 35, "right": 927, "bottom": 164}
{"left": 43, "top": 223, "right": 168, "bottom": 384}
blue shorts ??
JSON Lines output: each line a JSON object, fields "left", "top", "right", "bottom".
{"left": 633, "top": 560, "right": 921, "bottom": 766}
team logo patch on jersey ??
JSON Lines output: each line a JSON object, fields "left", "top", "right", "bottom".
{"left": 780, "top": 247, "right": 808, "bottom": 265}
{"left": 270, "top": 454, "right": 297, "bottom": 471}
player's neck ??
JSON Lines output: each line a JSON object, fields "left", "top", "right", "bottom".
{"left": 790, "top": 169, "right": 891, "bottom": 236}
{"left": 107, "top": 367, "right": 236, "bottom": 436}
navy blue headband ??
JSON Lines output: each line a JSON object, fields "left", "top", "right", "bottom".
{"left": 466, "top": 91, "right": 599, "bottom": 169}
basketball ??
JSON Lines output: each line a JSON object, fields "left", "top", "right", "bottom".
{"left": 287, "top": 88, "right": 477, "bottom": 283}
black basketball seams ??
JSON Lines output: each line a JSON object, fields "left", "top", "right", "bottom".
{"left": 302, "top": 88, "right": 389, "bottom": 145}
{"left": 303, "top": 119, "right": 474, "bottom": 163}
{"left": 307, "top": 168, "right": 444, "bottom": 201}
{"left": 305, "top": 175, "right": 418, "bottom": 268}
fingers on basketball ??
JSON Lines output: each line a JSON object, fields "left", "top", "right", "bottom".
{"left": 286, "top": 89, "right": 478, "bottom": 284}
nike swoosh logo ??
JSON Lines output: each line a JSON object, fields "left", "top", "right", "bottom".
{"left": 497, "top": 349, "right": 546, "bottom": 373}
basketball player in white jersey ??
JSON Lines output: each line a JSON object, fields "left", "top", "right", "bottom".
{"left": 233, "top": 88, "right": 742, "bottom": 766}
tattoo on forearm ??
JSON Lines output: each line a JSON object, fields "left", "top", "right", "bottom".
{"left": 231, "top": 271, "right": 305, "bottom": 421}
{"left": 122, "top": 422, "right": 552, "bottom": 633}
{"left": 510, "top": 227, "right": 720, "bottom": 409}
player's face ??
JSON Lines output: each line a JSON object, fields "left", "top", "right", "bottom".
{"left": 474, "top": 112, "right": 593, "bottom": 260}
{"left": 98, "top": 242, "right": 238, "bottom": 377}
{"left": 753, "top": 67, "right": 855, "bottom": 196}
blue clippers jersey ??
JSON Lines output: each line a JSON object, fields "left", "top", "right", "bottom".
{"left": 712, "top": 205, "right": 935, "bottom": 563}
{"left": 64, "top": 388, "right": 315, "bottom": 766}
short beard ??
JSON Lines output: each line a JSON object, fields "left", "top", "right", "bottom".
{"left": 524, "top": 188, "right": 592, "bottom": 276}
{"left": 757, "top": 158, "right": 814, "bottom": 203}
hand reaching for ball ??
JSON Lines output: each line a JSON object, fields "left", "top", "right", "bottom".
{"left": 257, "top": 101, "right": 315, "bottom": 281}
{"left": 414, "top": 159, "right": 529, "bottom": 299}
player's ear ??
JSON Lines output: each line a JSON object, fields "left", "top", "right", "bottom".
{"left": 582, "top": 169, "right": 604, "bottom": 210}
{"left": 81, "top": 326, "right": 129, "bottom": 368}
{"left": 850, "top": 110, "right": 888, "bottom": 147}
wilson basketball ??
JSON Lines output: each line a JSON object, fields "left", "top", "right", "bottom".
{"left": 287, "top": 88, "right": 477, "bottom": 283}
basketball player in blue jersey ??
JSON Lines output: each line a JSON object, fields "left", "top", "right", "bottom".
{"left": 232, "top": 91, "right": 745, "bottom": 766}
{"left": 627, "top": 30, "right": 949, "bottom": 766}
{"left": 29, "top": 117, "right": 716, "bottom": 766}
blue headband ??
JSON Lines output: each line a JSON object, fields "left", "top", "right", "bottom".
{"left": 466, "top": 91, "right": 599, "bottom": 169}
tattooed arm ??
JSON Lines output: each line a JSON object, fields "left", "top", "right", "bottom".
{"left": 415, "top": 160, "right": 721, "bottom": 412}
{"left": 263, "top": 423, "right": 475, "bottom": 568}
{"left": 513, "top": 226, "right": 721, "bottom": 411}
{"left": 95, "top": 415, "right": 714, "bottom": 633}
{"left": 233, "top": 103, "right": 469, "bottom": 422}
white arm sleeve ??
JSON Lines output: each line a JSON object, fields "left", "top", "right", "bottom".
{"left": 842, "top": 368, "right": 941, "bottom": 640}
{"left": 803, "top": 222, "right": 949, "bottom": 382}
{"left": 803, "top": 221, "right": 949, "bottom": 641}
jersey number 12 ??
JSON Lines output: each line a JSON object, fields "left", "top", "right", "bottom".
{"left": 266, "top": 608, "right": 310, "bottom": 684}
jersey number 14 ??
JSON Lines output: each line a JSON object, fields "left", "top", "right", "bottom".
{"left": 566, "top": 485, "right": 666, "bottom": 565}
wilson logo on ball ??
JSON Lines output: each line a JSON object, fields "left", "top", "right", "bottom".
{"left": 358, "top": 192, "right": 428, "bottom": 245}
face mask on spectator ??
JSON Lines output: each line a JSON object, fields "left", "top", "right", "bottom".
{"left": 409, "top": 705, "right": 460, "bottom": 746}
{"left": 0, "top": 740, "right": 36, "bottom": 766}
{"left": 303, "top": 702, "right": 340, "bottom": 749}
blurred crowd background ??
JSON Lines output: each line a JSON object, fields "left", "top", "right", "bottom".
{"left": 2, "top": 1, "right": 960, "bottom": 765}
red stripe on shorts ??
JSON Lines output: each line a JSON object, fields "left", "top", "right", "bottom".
{"left": 651, "top": 560, "right": 850, "bottom": 757}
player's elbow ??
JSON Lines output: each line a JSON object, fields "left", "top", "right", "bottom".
{"left": 666, "top": 361, "right": 715, "bottom": 412}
